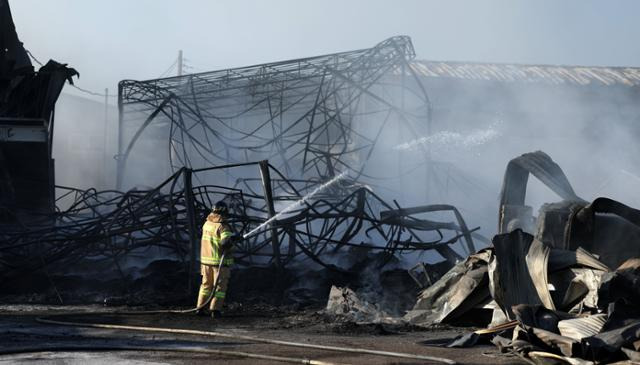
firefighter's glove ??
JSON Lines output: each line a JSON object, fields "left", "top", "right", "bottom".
{"left": 221, "top": 234, "right": 242, "bottom": 251}
{"left": 221, "top": 240, "right": 233, "bottom": 251}
{"left": 231, "top": 234, "right": 243, "bottom": 244}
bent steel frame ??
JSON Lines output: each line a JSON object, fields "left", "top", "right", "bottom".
{"left": 0, "top": 161, "right": 481, "bottom": 290}
{"left": 116, "top": 36, "right": 431, "bottom": 190}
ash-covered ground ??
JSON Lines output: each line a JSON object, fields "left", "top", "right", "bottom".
{"left": 0, "top": 254, "right": 525, "bottom": 364}
{"left": 0, "top": 304, "right": 524, "bottom": 364}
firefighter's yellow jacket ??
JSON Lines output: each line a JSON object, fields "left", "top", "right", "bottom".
{"left": 200, "top": 213, "right": 234, "bottom": 266}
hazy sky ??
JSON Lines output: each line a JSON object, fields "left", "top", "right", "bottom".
{"left": 10, "top": 0, "right": 640, "bottom": 102}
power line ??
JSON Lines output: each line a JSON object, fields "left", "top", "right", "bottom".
{"left": 182, "top": 63, "right": 203, "bottom": 73}
{"left": 69, "top": 83, "right": 117, "bottom": 98}
{"left": 158, "top": 57, "right": 179, "bottom": 78}
{"left": 182, "top": 58, "right": 209, "bottom": 73}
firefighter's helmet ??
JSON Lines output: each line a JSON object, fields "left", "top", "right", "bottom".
{"left": 212, "top": 201, "right": 228, "bottom": 215}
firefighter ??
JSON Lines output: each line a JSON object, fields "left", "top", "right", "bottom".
{"left": 196, "top": 201, "right": 241, "bottom": 318}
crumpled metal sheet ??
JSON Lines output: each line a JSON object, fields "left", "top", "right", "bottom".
{"left": 406, "top": 249, "right": 491, "bottom": 325}
{"left": 561, "top": 269, "right": 605, "bottom": 309}
{"left": 499, "top": 305, "right": 635, "bottom": 361}
{"left": 503, "top": 280, "right": 640, "bottom": 362}
{"left": 549, "top": 247, "right": 610, "bottom": 273}
{"left": 549, "top": 257, "right": 607, "bottom": 311}
{"left": 536, "top": 201, "right": 587, "bottom": 250}
{"left": 528, "top": 351, "right": 594, "bottom": 365}
{"left": 445, "top": 332, "right": 481, "bottom": 348}
{"left": 598, "top": 261, "right": 640, "bottom": 309}
{"left": 530, "top": 327, "right": 580, "bottom": 357}
{"left": 2, "top": 60, "right": 78, "bottom": 119}
{"left": 569, "top": 198, "right": 640, "bottom": 269}
{"left": 512, "top": 304, "right": 572, "bottom": 333}
{"left": 498, "top": 151, "right": 585, "bottom": 234}
{"left": 582, "top": 321, "right": 640, "bottom": 359}
{"left": 489, "top": 230, "right": 542, "bottom": 319}
{"left": 527, "top": 238, "right": 555, "bottom": 310}
{"left": 621, "top": 347, "right": 640, "bottom": 361}
{"left": 601, "top": 300, "right": 640, "bottom": 333}
{"left": 558, "top": 314, "right": 608, "bottom": 340}
{"left": 411, "top": 151, "right": 640, "bottom": 363}
{"left": 490, "top": 229, "right": 610, "bottom": 318}
{"left": 411, "top": 228, "right": 610, "bottom": 326}
{"left": 416, "top": 221, "right": 635, "bottom": 362}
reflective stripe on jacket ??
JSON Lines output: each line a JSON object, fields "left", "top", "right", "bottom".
{"left": 200, "top": 213, "right": 234, "bottom": 266}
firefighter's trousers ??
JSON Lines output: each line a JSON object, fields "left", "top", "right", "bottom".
{"left": 197, "top": 264, "right": 230, "bottom": 311}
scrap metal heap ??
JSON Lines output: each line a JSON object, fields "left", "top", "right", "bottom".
{"left": 407, "top": 151, "right": 640, "bottom": 364}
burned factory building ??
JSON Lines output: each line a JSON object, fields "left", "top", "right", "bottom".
{"left": 2, "top": 1, "right": 640, "bottom": 364}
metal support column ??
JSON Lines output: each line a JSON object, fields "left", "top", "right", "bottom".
{"left": 258, "top": 160, "right": 281, "bottom": 269}
{"left": 183, "top": 168, "right": 198, "bottom": 293}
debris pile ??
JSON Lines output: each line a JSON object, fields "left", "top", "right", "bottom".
{"left": 326, "top": 286, "right": 394, "bottom": 323}
{"left": 0, "top": 161, "right": 478, "bottom": 302}
{"left": 407, "top": 151, "right": 640, "bottom": 363}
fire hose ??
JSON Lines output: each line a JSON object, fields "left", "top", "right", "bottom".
{"left": 0, "top": 344, "right": 339, "bottom": 365}
{"left": 34, "top": 316, "right": 457, "bottom": 364}
{"left": 96, "top": 250, "right": 227, "bottom": 316}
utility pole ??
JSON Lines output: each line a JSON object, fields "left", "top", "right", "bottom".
{"left": 177, "top": 50, "right": 183, "bottom": 76}
{"left": 103, "top": 88, "right": 109, "bottom": 189}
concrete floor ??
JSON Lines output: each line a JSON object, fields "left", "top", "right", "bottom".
{"left": 0, "top": 305, "right": 526, "bottom": 364}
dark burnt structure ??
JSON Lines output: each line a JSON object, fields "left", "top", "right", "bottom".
{"left": 0, "top": 0, "right": 77, "bottom": 223}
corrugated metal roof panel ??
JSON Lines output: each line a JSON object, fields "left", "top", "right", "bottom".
{"left": 557, "top": 314, "right": 608, "bottom": 340}
{"left": 410, "top": 60, "right": 640, "bottom": 87}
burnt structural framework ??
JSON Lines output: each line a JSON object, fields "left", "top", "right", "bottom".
{"left": 0, "top": 37, "right": 482, "bottom": 293}
{"left": 116, "top": 36, "right": 433, "bottom": 193}
{"left": 111, "top": 35, "right": 479, "bottom": 273}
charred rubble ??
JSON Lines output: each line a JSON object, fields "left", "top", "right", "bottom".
{"left": 407, "top": 151, "right": 640, "bottom": 364}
